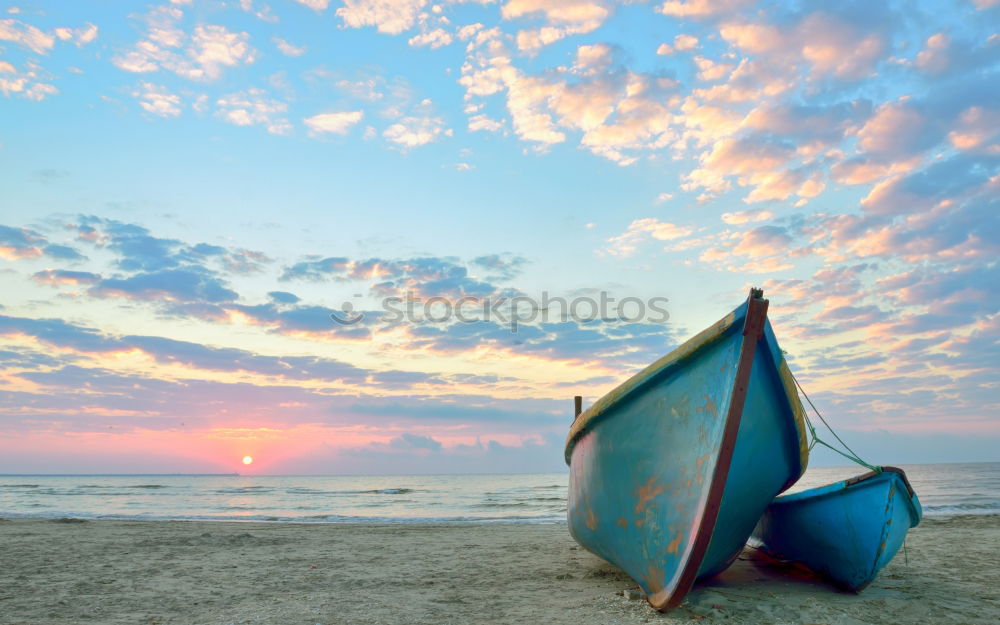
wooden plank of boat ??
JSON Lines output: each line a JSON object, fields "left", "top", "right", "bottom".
{"left": 565, "top": 288, "right": 810, "bottom": 611}
{"left": 751, "top": 466, "right": 922, "bottom": 591}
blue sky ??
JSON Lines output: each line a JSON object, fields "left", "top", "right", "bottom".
{"left": 1, "top": 0, "right": 998, "bottom": 473}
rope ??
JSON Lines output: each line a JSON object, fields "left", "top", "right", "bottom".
{"left": 791, "top": 372, "right": 882, "bottom": 474}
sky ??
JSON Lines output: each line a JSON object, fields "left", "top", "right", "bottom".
{"left": 1, "top": 0, "right": 998, "bottom": 475}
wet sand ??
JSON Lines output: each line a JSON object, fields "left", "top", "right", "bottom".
{"left": 0, "top": 514, "right": 997, "bottom": 624}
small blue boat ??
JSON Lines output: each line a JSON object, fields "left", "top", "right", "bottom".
{"left": 565, "top": 289, "right": 809, "bottom": 610}
{"left": 751, "top": 466, "right": 922, "bottom": 591}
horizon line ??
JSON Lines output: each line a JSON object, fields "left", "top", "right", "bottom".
{"left": 2, "top": 459, "right": 998, "bottom": 477}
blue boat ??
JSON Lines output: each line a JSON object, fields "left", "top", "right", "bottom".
{"left": 751, "top": 467, "right": 922, "bottom": 591}
{"left": 565, "top": 289, "right": 809, "bottom": 611}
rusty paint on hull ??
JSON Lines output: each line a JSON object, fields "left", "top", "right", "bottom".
{"left": 752, "top": 467, "right": 921, "bottom": 591}
{"left": 565, "top": 290, "right": 809, "bottom": 611}
{"left": 634, "top": 476, "right": 667, "bottom": 515}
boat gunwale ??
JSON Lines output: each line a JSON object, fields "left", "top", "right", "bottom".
{"left": 563, "top": 308, "right": 740, "bottom": 464}
{"left": 564, "top": 301, "right": 810, "bottom": 478}
{"left": 771, "top": 466, "right": 922, "bottom": 526}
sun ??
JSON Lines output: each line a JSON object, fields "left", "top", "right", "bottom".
{"left": 242, "top": 455, "right": 253, "bottom": 465}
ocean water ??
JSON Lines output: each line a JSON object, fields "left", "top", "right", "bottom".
{"left": 787, "top": 461, "right": 1000, "bottom": 518}
{"left": 0, "top": 473, "right": 568, "bottom": 523}
{"left": 1, "top": 462, "right": 997, "bottom": 523}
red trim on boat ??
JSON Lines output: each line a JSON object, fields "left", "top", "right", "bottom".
{"left": 648, "top": 288, "right": 769, "bottom": 611}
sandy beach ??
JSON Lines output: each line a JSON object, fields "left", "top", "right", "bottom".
{"left": 0, "top": 515, "right": 997, "bottom": 625}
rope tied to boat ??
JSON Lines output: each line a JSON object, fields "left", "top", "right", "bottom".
{"left": 790, "top": 372, "right": 882, "bottom": 474}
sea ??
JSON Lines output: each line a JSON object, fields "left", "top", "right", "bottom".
{"left": 1, "top": 462, "right": 997, "bottom": 524}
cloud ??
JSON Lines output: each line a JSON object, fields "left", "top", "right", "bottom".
{"left": 914, "top": 32, "right": 1000, "bottom": 78}
{"left": 468, "top": 113, "right": 504, "bottom": 133}
{"left": 304, "top": 111, "right": 364, "bottom": 136}
{"left": 21, "top": 218, "right": 273, "bottom": 308}
{"left": 132, "top": 82, "right": 182, "bottom": 118}
{"left": 673, "top": 34, "right": 699, "bottom": 51}
{"left": 573, "top": 43, "right": 614, "bottom": 76}
{"left": 326, "top": 432, "right": 568, "bottom": 474}
{"left": 0, "top": 225, "right": 46, "bottom": 260}
{"left": 79, "top": 218, "right": 183, "bottom": 272}
{"left": 733, "top": 224, "right": 792, "bottom": 258}
{"left": 273, "top": 37, "right": 306, "bottom": 57}
{"left": 502, "top": 0, "right": 612, "bottom": 52}
{"left": 742, "top": 100, "right": 872, "bottom": 148}
{"left": 336, "top": 0, "right": 428, "bottom": 35}
{"left": 113, "top": 8, "right": 256, "bottom": 81}
{"left": 216, "top": 88, "right": 291, "bottom": 135}
{"left": 42, "top": 244, "right": 87, "bottom": 261}
{"left": 127, "top": 335, "right": 369, "bottom": 382}
{"left": 859, "top": 153, "right": 997, "bottom": 219}
{"left": 89, "top": 268, "right": 240, "bottom": 304}
{"left": 279, "top": 256, "right": 351, "bottom": 281}
{"left": 221, "top": 248, "right": 272, "bottom": 274}
{"left": 54, "top": 22, "right": 98, "bottom": 47}
{"left": 0, "top": 225, "right": 85, "bottom": 261}
{"left": 0, "top": 314, "right": 371, "bottom": 385}
{"left": 658, "top": 0, "right": 753, "bottom": 19}
{"left": 0, "top": 60, "right": 58, "bottom": 101}
{"left": 293, "top": 0, "right": 331, "bottom": 10}
{"left": 267, "top": 291, "right": 301, "bottom": 304}
{"left": 461, "top": 32, "right": 676, "bottom": 164}
{"left": 383, "top": 115, "right": 450, "bottom": 147}
{"left": 684, "top": 134, "right": 821, "bottom": 202}
{"left": 347, "top": 395, "right": 564, "bottom": 426}
{"left": 948, "top": 105, "right": 1000, "bottom": 153}
{"left": 471, "top": 254, "right": 528, "bottom": 281}
{"left": 829, "top": 157, "right": 901, "bottom": 185}
{"left": 185, "top": 25, "right": 256, "bottom": 79}
{"left": 604, "top": 218, "right": 695, "bottom": 257}
{"left": 915, "top": 33, "right": 952, "bottom": 75}
{"left": 0, "top": 18, "right": 55, "bottom": 54}
{"left": 408, "top": 28, "right": 453, "bottom": 49}
{"left": 238, "top": 0, "right": 278, "bottom": 23}
{"left": 693, "top": 56, "right": 734, "bottom": 81}
{"left": 689, "top": 58, "right": 794, "bottom": 105}
{"left": 368, "top": 370, "right": 444, "bottom": 388}
{"left": 226, "top": 302, "right": 374, "bottom": 339}
{"left": 754, "top": 245, "right": 999, "bottom": 435}
{"left": 390, "top": 432, "right": 442, "bottom": 451}
{"left": 0, "top": 315, "right": 121, "bottom": 354}
{"left": 32, "top": 269, "right": 102, "bottom": 287}
{"left": 719, "top": 4, "right": 894, "bottom": 81}
{"left": 856, "top": 100, "right": 936, "bottom": 158}
{"left": 399, "top": 317, "right": 680, "bottom": 369}
{"left": 720, "top": 210, "right": 774, "bottom": 225}
{"left": 280, "top": 255, "right": 500, "bottom": 298}
{"left": 703, "top": 135, "right": 796, "bottom": 174}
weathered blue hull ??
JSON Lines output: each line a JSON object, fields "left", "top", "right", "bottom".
{"left": 751, "top": 467, "right": 922, "bottom": 591}
{"left": 565, "top": 290, "right": 809, "bottom": 610}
